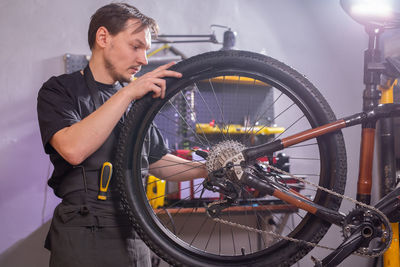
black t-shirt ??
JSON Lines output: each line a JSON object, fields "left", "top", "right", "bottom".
{"left": 37, "top": 70, "right": 168, "bottom": 192}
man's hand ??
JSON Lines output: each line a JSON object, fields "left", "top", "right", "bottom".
{"left": 124, "top": 61, "right": 182, "bottom": 100}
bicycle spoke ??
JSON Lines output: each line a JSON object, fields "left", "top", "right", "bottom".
{"left": 243, "top": 201, "right": 253, "bottom": 254}
{"left": 208, "top": 78, "right": 229, "bottom": 140}
{"left": 190, "top": 215, "right": 209, "bottom": 246}
{"left": 151, "top": 183, "right": 203, "bottom": 208}
{"left": 290, "top": 157, "right": 320, "bottom": 161}
{"left": 154, "top": 124, "right": 207, "bottom": 148}
{"left": 273, "top": 115, "right": 305, "bottom": 140}
{"left": 245, "top": 91, "right": 283, "bottom": 138}
{"left": 204, "top": 221, "right": 218, "bottom": 252}
{"left": 284, "top": 142, "right": 318, "bottom": 149}
{"left": 193, "top": 82, "right": 228, "bottom": 139}
{"left": 218, "top": 223, "right": 222, "bottom": 255}
{"left": 179, "top": 90, "right": 212, "bottom": 147}
{"left": 228, "top": 213, "right": 237, "bottom": 255}
{"left": 241, "top": 185, "right": 296, "bottom": 244}
{"left": 167, "top": 100, "right": 209, "bottom": 147}
{"left": 144, "top": 156, "right": 206, "bottom": 173}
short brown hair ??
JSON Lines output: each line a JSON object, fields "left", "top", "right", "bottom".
{"left": 88, "top": 3, "right": 158, "bottom": 49}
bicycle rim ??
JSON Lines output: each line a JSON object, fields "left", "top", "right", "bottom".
{"left": 115, "top": 50, "right": 347, "bottom": 266}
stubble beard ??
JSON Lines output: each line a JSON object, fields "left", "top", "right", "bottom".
{"left": 104, "top": 56, "right": 131, "bottom": 83}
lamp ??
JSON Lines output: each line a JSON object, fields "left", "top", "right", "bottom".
{"left": 340, "top": 0, "right": 399, "bottom": 28}
{"left": 350, "top": 0, "right": 393, "bottom": 19}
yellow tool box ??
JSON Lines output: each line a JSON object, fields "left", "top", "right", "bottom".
{"left": 146, "top": 175, "right": 166, "bottom": 209}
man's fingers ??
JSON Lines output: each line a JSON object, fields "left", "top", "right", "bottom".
{"left": 156, "top": 79, "right": 167, "bottom": 98}
{"left": 153, "top": 78, "right": 166, "bottom": 91}
{"left": 152, "top": 62, "right": 182, "bottom": 78}
{"left": 152, "top": 78, "right": 166, "bottom": 98}
{"left": 129, "top": 61, "right": 181, "bottom": 100}
{"left": 151, "top": 84, "right": 162, "bottom": 98}
{"left": 161, "top": 69, "right": 182, "bottom": 78}
{"left": 155, "top": 61, "right": 176, "bottom": 71}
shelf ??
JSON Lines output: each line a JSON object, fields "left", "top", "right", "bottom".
{"left": 196, "top": 123, "right": 285, "bottom": 135}
{"left": 155, "top": 204, "right": 297, "bottom": 215}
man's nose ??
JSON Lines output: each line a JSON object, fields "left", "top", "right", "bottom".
{"left": 138, "top": 52, "right": 148, "bottom": 66}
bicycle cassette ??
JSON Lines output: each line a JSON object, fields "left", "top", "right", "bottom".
{"left": 206, "top": 140, "right": 246, "bottom": 175}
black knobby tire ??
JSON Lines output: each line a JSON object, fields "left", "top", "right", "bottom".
{"left": 115, "top": 50, "right": 347, "bottom": 266}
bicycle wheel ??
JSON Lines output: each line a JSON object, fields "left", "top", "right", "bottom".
{"left": 115, "top": 50, "right": 347, "bottom": 266}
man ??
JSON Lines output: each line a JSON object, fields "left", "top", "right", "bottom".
{"left": 37, "top": 3, "right": 207, "bottom": 266}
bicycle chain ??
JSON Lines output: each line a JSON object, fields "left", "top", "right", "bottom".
{"left": 209, "top": 163, "right": 393, "bottom": 258}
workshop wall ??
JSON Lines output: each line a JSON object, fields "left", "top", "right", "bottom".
{"left": 0, "top": 0, "right": 373, "bottom": 266}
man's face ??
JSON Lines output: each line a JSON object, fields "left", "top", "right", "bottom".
{"left": 103, "top": 19, "right": 151, "bottom": 83}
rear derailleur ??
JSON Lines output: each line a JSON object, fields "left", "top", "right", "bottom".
{"left": 202, "top": 167, "right": 242, "bottom": 218}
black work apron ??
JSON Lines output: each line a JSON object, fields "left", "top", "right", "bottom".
{"left": 45, "top": 66, "right": 151, "bottom": 267}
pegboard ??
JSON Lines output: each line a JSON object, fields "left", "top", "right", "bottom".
{"left": 154, "top": 80, "right": 274, "bottom": 150}
{"left": 64, "top": 53, "right": 90, "bottom": 74}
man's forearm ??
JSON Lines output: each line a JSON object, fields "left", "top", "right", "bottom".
{"left": 50, "top": 88, "right": 132, "bottom": 165}
{"left": 149, "top": 154, "right": 208, "bottom": 182}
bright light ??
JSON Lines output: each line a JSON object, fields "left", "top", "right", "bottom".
{"left": 351, "top": 0, "right": 393, "bottom": 18}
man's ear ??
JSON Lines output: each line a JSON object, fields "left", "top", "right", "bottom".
{"left": 95, "top": 26, "right": 110, "bottom": 49}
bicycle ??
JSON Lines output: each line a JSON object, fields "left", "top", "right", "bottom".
{"left": 114, "top": 1, "right": 400, "bottom": 266}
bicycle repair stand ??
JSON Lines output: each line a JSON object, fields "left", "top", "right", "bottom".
{"left": 312, "top": 24, "right": 400, "bottom": 267}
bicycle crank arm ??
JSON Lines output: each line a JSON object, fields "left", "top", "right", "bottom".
{"left": 243, "top": 174, "right": 345, "bottom": 226}
{"left": 312, "top": 226, "right": 365, "bottom": 267}
{"left": 313, "top": 207, "right": 389, "bottom": 267}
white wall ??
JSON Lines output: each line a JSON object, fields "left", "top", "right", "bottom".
{"left": 0, "top": 0, "right": 377, "bottom": 266}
